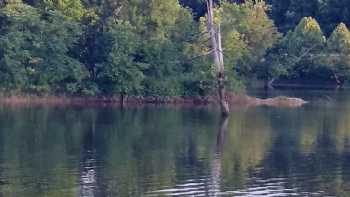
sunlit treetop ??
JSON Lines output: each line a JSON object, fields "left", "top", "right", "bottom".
{"left": 42, "top": 0, "right": 87, "bottom": 21}
{"left": 294, "top": 17, "right": 325, "bottom": 41}
{"left": 283, "top": 16, "right": 326, "bottom": 55}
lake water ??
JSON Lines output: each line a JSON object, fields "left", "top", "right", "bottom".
{"left": 1, "top": 89, "right": 350, "bottom": 196}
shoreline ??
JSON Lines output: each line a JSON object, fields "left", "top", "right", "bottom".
{"left": 0, "top": 94, "right": 308, "bottom": 108}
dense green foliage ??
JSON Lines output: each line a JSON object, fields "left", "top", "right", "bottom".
{"left": 324, "top": 23, "right": 350, "bottom": 84}
{"left": 0, "top": 2, "right": 86, "bottom": 93}
{"left": 262, "top": 16, "right": 350, "bottom": 86}
{"left": 1, "top": 0, "right": 350, "bottom": 97}
{"left": 265, "top": 0, "right": 350, "bottom": 35}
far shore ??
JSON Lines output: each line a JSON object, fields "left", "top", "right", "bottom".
{"left": 0, "top": 93, "right": 308, "bottom": 108}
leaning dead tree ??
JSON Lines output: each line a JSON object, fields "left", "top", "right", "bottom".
{"left": 206, "top": 0, "right": 230, "bottom": 116}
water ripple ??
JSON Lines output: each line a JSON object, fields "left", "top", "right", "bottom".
{"left": 145, "top": 175, "right": 332, "bottom": 197}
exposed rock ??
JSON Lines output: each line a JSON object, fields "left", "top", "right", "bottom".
{"left": 226, "top": 93, "right": 308, "bottom": 108}
{"left": 253, "top": 96, "right": 308, "bottom": 107}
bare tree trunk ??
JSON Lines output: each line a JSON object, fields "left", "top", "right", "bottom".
{"left": 332, "top": 71, "right": 342, "bottom": 87}
{"left": 120, "top": 93, "right": 125, "bottom": 108}
{"left": 266, "top": 78, "right": 276, "bottom": 89}
{"left": 206, "top": 0, "right": 230, "bottom": 117}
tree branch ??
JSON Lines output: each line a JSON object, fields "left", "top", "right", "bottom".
{"left": 291, "top": 45, "right": 318, "bottom": 64}
{"left": 168, "top": 49, "right": 215, "bottom": 65}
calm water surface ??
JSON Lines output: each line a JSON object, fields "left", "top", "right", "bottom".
{"left": 1, "top": 89, "right": 350, "bottom": 196}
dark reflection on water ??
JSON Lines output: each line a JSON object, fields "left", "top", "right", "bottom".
{"left": 1, "top": 90, "right": 350, "bottom": 196}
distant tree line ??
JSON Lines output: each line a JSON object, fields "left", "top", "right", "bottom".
{"left": 0, "top": 0, "right": 349, "bottom": 98}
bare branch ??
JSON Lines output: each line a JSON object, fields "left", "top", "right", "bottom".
{"left": 185, "top": 49, "right": 215, "bottom": 62}
{"left": 167, "top": 50, "right": 215, "bottom": 65}
{"left": 181, "top": 31, "right": 210, "bottom": 43}
{"left": 114, "top": 5, "right": 123, "bottom": 17}
{"left": 291, "top": 45, "right": 318, "bottom": 64}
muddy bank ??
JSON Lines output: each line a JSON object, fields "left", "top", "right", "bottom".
{"left": 0, "top": 94, "right": 308, "bottom": 108}
{"left": 0, "top": 95, "right": 212, "bottom": 106}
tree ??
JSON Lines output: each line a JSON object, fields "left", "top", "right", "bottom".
{"left": 119, "top": 0, "right": 201, "bottom": 97}
{"left": 220, "top": 1, "right": 280, "bottom": 77}
{"left": 266, "top": 0, "right": 350, "bottom": 36}
{"left": 96, "top": 20, "right": 145, "bottom": 105}
{"left": 40, "top": 0, "right": 87, "bottom": 21}
{"left": 258, "top": 17, "right": 326, "bottom": 87}
{"left": 0, "top": 2, "right": 86, "bottom": 93}
{"left": 2, "top": 0, "right": 345, "bottom": 97}
{"left": 258, "top": 44, "right": 292, "bottom": 88}
{"left": 325, "top": 23, "right": 350, "bottom": 85}
{"left": 206, "top": 0, "right": 230, "bottom": 116}
{"left": 200, "top": 1, "right": 280, "bottom": 89}
{"left": 74, "top": 0, "right": 206, "bottom": 97}
{"left": 276, "top": 17, "right": 325, "bottom": 79}
{"left": 179, "top": 0, "right": 207, "bottom": 20}
{"left": 265, "top": 0, "right": 291, "bottom": 32}
{"left": 284, "top": 0, "right": 320, "bottom": 31}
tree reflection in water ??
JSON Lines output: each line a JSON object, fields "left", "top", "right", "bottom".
{"left": 80, "top": 118, "right": 98, "bottom": 197}
{"left": 2, "top": 90, "right": 350, "bottom": 196}
{"left": 209, "top": 116, "right": 229, "bottom": 196}
{"left": 146, "top": 115, "right": 229, "bottom": 197}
